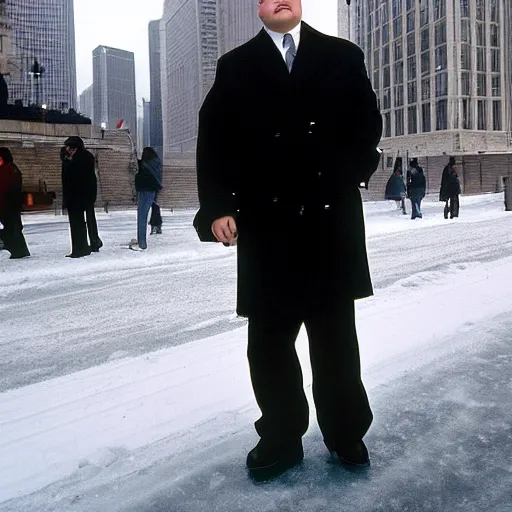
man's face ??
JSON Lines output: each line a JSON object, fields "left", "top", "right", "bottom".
{"left": 258, "top": 0, "right": 302, "bottom": 33}
{"left": 65, "top": 146, "right": 77, "bottom": 157}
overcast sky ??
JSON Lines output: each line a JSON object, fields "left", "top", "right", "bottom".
{"left": 74, "top": 0, "right": 338, "bottom": 104}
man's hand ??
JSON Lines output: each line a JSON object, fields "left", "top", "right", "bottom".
{"left": 212, "top": 216, "right": 238, "bottom": 245}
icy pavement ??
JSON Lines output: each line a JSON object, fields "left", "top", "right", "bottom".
{"left": 0, "top": 194, "right": 512, "bottom": 511}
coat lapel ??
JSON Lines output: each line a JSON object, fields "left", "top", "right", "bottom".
{"left": 253, "top": 28, "right": 290, "bottom": 84}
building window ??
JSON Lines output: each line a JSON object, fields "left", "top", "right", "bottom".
{"left": 407, "top": 11, "right": 415, "bottom": 33}
{"left": 420, "top": 0, "right": 429, "bottom": 26}
{"left": 408, "top": 56, "right": 417, "bottom": 80}
{"left": 492, "top": 75, "right": 501, "bottom": 97}
{"left": 382, "top": 24, "right": 389, "bottom": 44}
{"left": 492, "top": 101, "right": 502, "bottom": 131}
{"left": 394, "top": 39, "right": 403, "bottom": 61}
{"left": 421, "top": 28, "right": 429, "bottom": 52}
{"left": 490, "top": 0, "right": 499, "bottom": 22}
{"left": 383, "top": 66, "right": 391, "bottom": 88}
{"left": 393, "top": 17, "right": 402, "bottom": 38}
{"left": 395, "top": 86, "right": 404, "bottom": 107}
{"left": 435, "top": 20, "right": 446, "bottom": 46}
{"left": 435, "top": 72, "right": 448, "bottom": 97}
{"left": 421, "top": 52, "right": 430, "bottom": 76}
{"left": 433, "top": 0, "right": 445, "bottom": 20}
{"left": 382, "top": 45, "right": 390, "bottom": 65}
{"left": 461, "top": 72, "right": 471, "bottom": 96}
{"left": 490, "top": 25, "right": 499, "bottom": 47}
{"left": 395, "top": 61, "right": 404, "bottom": 84}
{"left": 382, "top": 1, "right": 389, "bottom": 21}
{"left": 476, "top": 23, "right": 486, "bottom": 46}
{"left": 461, "top": 44, "right": 471, "bottom": 70}
{"left": 460, "top": 19, "right": 471, "bottom": 43}
{"left": 477, "top": 73, "right": 487, "bottom": 96}
{"left": 408, "top": 81, "right": 417, "bottom": 103}
{"left": 374, "top": 50, "right": 380, "bottom": 68}
{"left": 460, "top": 0, "right": 470, "bottom": 18}
{"left": 477, "top": 100, "right": 487, "bottom": 130}
{"left": 406, "top": 0, "right": 414, "bottom": 10}
{"left": 435, "top": 45, "right": 447, "bottom": 71}
{"left": 408, "top": 106, "right": 418, "bottom": 134}
{"left": 373, "top": 70, "right": 380, "bottom": 90}
{"left": 462, "top": 98, "right": 472, "bottom": 129}
{"left": 383, "top": 88, "right": 391, "bottom": 109}
{"left": 384, "top": 112, "right": 391, "bottom": 137}
{"left": 477, "top": 48, "right": 486, "bottom": 71}
{"left": 375, "top": 28, "right": 381, "bottom": 46}
{"left": 407, "top": 33, "right": 416, "bottom": 56}
{"left": 393, "top": 0, "right": 403, "bottom": 18}
{"left": 476, "top": 0, "right": 485, "bottom": 20}
{"left": 422, "top": 102, "right": 431, "bottom": 132}
{"left": 395, "top": 108, "right": 404, "bottom": 136}
{"left": 375, "top": 8, "right": 381, "bottom": 26}
{"left": 422, "top": 77, "right": 431, "bottom": 100}
{"left": 436, "top": 99, "right": 447, "bottom": 130}
{"left": 491, "top": 49, "right": 500, "bottom": 73}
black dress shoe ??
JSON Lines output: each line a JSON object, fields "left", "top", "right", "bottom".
{"left": 247, "top": 439, "right": 304, "bottom": 480}
{"left": 66, "top": 249, "right": 91, "bottom": 258}
{"left": 90, "top": 240, "right": 103, "bottom": 252}
{"left": 333, "top": 440, "right": 370, "bottom": 467}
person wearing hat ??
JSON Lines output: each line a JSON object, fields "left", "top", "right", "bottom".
{"left": 406, "top": 158, "right": 426, "bottom": 219}
{"left": 194, "top": 0, "right": 382, "bottom": 478}
{"left": 61, "top": 137, "right": 103, "bottom": 257}
{"left": 0, "top": 147, "right": 30, "bottom": 259}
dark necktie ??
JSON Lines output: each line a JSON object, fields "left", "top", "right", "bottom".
{"left": 283, "top": 33, "right": 296, "bottom": 73}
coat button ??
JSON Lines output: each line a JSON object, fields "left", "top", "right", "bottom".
{"left": 324, "top": 205, "right": 331, "bottom": 210}
{"left": 275, "top": 132, "right": 281, "bottom": 138}
{"left": 318, "top": 171, "right": 322, "bottom": 177}
{"left": 272, "top": 197, "right": 278, "bottom": 203}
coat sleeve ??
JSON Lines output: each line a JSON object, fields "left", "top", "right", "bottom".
{"left": 194, "top": 57, "right": 238, "bottom": 242}
{"left": 350, "top": 48, "right": 383, "bottom": 188}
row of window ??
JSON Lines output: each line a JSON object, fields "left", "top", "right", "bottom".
{"left": 382, "top": 99, "right": 502, "bottom": 137}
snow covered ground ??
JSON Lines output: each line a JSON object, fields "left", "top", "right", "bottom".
{"left": 1, "top": 194, "right": 511, "bottom": 511}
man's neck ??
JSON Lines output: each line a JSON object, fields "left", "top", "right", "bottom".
{"left": 264, "top": 20, "right": 301, "bottom": 36}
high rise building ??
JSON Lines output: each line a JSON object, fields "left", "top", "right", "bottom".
{"left": 93, "top": 46, "right": 137, "bottom": 142}
{"left": 161, "top": 0, "right": 261, "bottom": 154}
{"left": 5, "top": 0, "right": 77, "bottom": 109}
{"left": 78, "top": 85, "right": 93, "bottom": 119}
{"left": 142, "top": 98, "right": 151, "bottom": 148}
{"left": 353, "top": 0, "right": 510, "bottom": 157}
{"left": 148, "top": 19, "right": 163, "bottom": 158}
{"left": 0, "top": 0, "right": 13, "bottom": 76}
{"left": 338, "top": 0, "right": 353, "bottom": 40}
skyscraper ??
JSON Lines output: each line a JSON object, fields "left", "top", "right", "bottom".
{"left": 5, "top": 0, "right": 77, "bottom": 109}
{"left": 161, "top": 0, "right": 261, "bottom": 154}
{"left": 78, "top": 85, "right": 93, "bottom": 119}
{"left": 142, "top": 98, "right": 151, "bottom": 148}
{"left": 352, "top": 0, "right": 509, "bottom": 156}
{"left": 93, "top": 46, "right": 137, "bottom": 142}
{"left": 148, "top": 20, "right": 163, "bottom": 158}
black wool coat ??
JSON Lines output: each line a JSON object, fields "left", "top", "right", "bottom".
{"left": 62, "top": 149, "right": 98, "bottom": 210}
{"left": 194, "top": 22, "right": 383, "bottom": 317}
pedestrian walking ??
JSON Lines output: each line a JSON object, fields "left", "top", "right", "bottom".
{"left": 385, "top": 157, "right": 407, "bottom": 214}
{"left": 407, "top": 158, "right": 426, "bottom": 219}
{"left": 0, "top": 148, "right": 30, "bottom": 259}
{"left": 61, "top": 137, "right": 102, "bottom": 258}
{"left": 149, "top": 200, "right": 163, "bottom": 235}
{"left": 440, "top": 156, "right": 461, "bottom": 219}
{"left": 130, "top": 147, "right": 163, "bottom": 250}
{"left": 194, "top": 0, "right": 382, "bottom": 479}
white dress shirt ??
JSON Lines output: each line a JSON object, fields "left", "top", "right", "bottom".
{"left": 264, "top": 22, "right": 301, "bottom": 62}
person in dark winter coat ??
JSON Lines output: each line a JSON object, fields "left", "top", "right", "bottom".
{"left": 440, "top": 156, "right": 461, "bottom": 219}
{"left": 385, "top": 158, "right": 406, "bottom": 214}
{"left": 149, "top": 200, "right": 163, "bottom": 235}
{"left": 131, "top": 147, "right": 163, "bottom": 250}
{"left": 407, "top": 158, "right": 426, "bottom": 219}
{"left": 194, "top": 0, "right": 382, "bottom": 477}
{"left": 0, "top": 148, "right": 30, "bottom": 259}
{"left": 61, "top": 136, "right": 102, "bottom": 257}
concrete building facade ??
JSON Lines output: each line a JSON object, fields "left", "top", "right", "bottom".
{"left": 142, "top": 98, "right": 151, "bottom": 149}
{"left": 93, "top": 46, "right": 137, "bottom": 143}
{"left": 5, "top": 0, "right": 77, "bottom": 109}
{"left": 148, "top": 19, "right": 164, "bottom": 158}
{"left": 78, "top": 85, "right": 93, "bottom": 119}
{"left": 161, "top": 0, "right": 261, "bottom": 155}
{"left": 352, "top": 0, "right": 510, "bottom": 163}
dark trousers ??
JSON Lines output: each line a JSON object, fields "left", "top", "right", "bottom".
{"left": 410, "top": 192, "right": 423, "bottom": 219}
{"left": 0, "top": 211, "right": 30, "bottom": 258}
{"left": 444, "top": 195, "right": 460, "bottom": 219}
{"left": 67, "top": 208, "right": 89, "bottom": 254}
{"left": 149, "top": 202, "right": 162, "bottom": 227}
{"left": 248, "top": 302, "right": 373, "bottom": 449}
{"left": 85, "top": 206, "right": 102, "bottom": 248}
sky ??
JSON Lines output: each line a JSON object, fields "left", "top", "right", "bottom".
{"left": 74, "top": 0, "right": 338, "bottom": 104}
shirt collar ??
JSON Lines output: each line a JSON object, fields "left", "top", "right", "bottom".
{"left": 264, "top": 21, "right": 302, "bottom": 50}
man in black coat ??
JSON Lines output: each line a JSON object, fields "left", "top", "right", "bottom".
{"left": 61, "top": 137, "right": 102, "bottom": 257}
{"left": 194, "top": 0, "right": 382, "bottom": 478}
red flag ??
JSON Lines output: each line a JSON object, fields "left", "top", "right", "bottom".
{"left": 116, "top": 119, "right": 124, "bottom": 129}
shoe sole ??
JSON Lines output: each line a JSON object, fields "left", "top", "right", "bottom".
{"left": 248, "top": 456, "right": 304, "bottom": 482}
{"left": 333, "top": 451, "right": 370, "bottom": 468}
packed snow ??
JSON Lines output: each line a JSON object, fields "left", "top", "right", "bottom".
{"left": 0, "top": 193, "right": 511, "bottom": 511}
